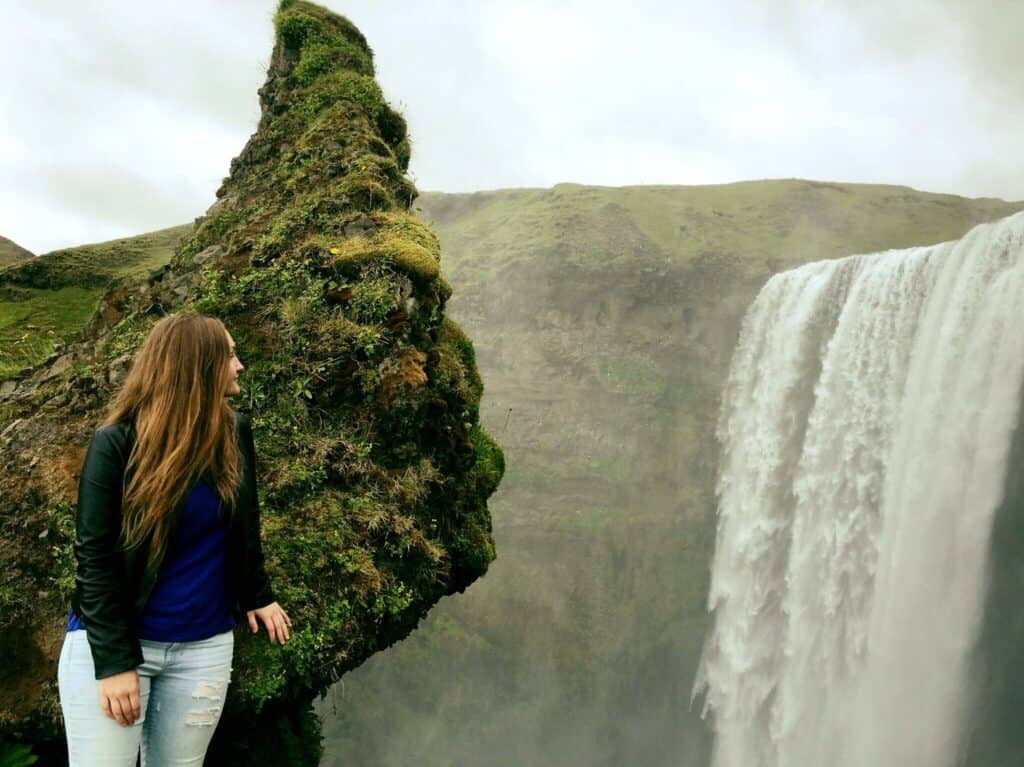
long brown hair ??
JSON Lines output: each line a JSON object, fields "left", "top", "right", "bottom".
{"left": 103, "top": 313, "right": 242, "bottom": 572}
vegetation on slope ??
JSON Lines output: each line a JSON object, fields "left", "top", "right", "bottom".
{"left": 419, "top": 180, "right": 1023, "bottom": 293}
{"left": 0, "top": 225, "right": 189, "bottom": 378}
{"left": 0, "top": 236, "right": 34, "bottom": 269}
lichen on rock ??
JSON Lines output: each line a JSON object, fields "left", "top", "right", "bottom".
{"left": 0, "top": 1, "right": 503, "bottom": 758}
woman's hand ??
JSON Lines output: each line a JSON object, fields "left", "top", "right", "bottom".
{"left": 246, "top": 601, "right": 292, "bottom": 645}
{"left": 98, "top": 669, "right": 141, "bottom": 727}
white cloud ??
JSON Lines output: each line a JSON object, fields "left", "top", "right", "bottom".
{"left": 1, "top": 0, "right": 1020, "bottom": 254}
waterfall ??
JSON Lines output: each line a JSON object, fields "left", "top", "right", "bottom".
{"left": 692, "top": 211, "right": 1024, "bottom": 767}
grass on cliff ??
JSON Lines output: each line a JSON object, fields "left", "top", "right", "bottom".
{"left": 416, "top": 179, "right": 1024, "bottom": 290}
{"left": 0, "top": 225, "right": 189, "bottom": 377}
{"left": 0, "top": 236, "right": 34, "bottom": 268}
{"left": 0, "top": 287, "right": 98, "bottom": 379}
{"left": 1, "top": 224, "right": 190, "bottom": 289}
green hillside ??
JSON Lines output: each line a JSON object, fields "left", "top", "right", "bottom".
{"left": 0, "top": 236, "right": 34, "bottom": 268}
{"left": 420, "top": 179, "right": 1020, "bottom": 292}
{"left": 0, "top": 224, "right": 189, "bottom": 378}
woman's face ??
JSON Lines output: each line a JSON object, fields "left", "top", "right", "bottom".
{"left": 224, "top": 331, "right": 244, "bottom": 397}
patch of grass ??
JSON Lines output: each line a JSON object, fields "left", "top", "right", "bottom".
{"left": 415, "top": 180, "right": 1024, "bottom": 291}
{"left": 0, "top": 286, "right": 99, "bottom": 378}
{"left": 318, "top": 225, "right": 440, "bottom": 285}
{"left": 0, "top": 224, "right": 189, "bottom": 290}
{"left": 0, "top": 738, "right": 38, "bottom": 766}
{"left": 0, "top": 236, "right": 34, "bottom": 268}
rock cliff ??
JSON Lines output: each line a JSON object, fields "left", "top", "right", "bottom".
{"left": 0, "top": 3, "right": 503, "bottom": 762}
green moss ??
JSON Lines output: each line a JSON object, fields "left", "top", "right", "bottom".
{"left": 467, "top": 425, "right": 506, "bottom": 500}
{"left": 179, "top": 208, "right": 252, "bottom": 261}
{"left": 387, "top": 212, "right": 442, "bottom": 260}
{"left": 393, "top": 137, "right": 412, "bottom": 173}
{"left": 316, "top": 218, "right": 441, "bottom": 285}
{"left": 294, "top": 39, "right": 374, "bottom": 82}
{"left": 292, "top": 71, "right": 386, "bottom": 127}
{"left": 190, "top": 255, "right": 323, "bottom": 319}
{"left": 329, "top": 167, "right": 395, "bottom": 211}
{"left": 344, "top": 272, "right": 401, "bottom": 325}
{"left": 376, "top": 105, "right": 408, "bottom": 151}
{"left": 103, "top": 313, "right": 156, "bottom": 360}
{"left": 439, "top": 318, "right": 479, "bottom": 375}
{"left": 250, "top": 198, "right": 323, "bottom": 262}
{"left": 274, "top": 1, "right": 372, "bottom": 59}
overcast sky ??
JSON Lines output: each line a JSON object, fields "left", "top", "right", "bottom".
{"left": 2, "top": 0, "right": 1022, "bottom": 254}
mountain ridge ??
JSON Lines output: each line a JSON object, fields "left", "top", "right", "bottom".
{"left": 0, "top": 235, "right": 34, "bottom": 267}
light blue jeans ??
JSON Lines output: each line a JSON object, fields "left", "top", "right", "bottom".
{"left": 58, "top": 628, "right": 234, "bottom": 766}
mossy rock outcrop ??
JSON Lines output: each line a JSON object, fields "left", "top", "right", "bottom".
{"left": 0, "top": 2, "right": 503, "bottom": 761}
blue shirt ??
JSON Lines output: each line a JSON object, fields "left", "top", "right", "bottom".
{"left": 66, "top": 478, "right": 237, "bottom": 642}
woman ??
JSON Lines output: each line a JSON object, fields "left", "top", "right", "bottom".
{"left": 57, "top": 313, "right": 292, "bottom": 766}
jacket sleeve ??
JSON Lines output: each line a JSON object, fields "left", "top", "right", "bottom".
{"left": 74, "top": 427, "right": 144, "bottom": 679}
{"left": 238, "top": 414, "right": 276, "bottom": 611}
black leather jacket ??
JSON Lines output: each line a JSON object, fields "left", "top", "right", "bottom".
{"left": 69, "top": 410, "right": 275, "bottom": 679}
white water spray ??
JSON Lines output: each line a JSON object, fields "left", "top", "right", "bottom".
{"left": 692, "top": 212, "right": 1024, "bottom": 767}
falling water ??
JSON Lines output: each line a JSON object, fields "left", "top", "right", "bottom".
{"left": 692, "top": 212, "right": 1024, "bottom": 767}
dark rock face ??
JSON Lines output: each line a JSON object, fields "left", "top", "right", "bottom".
{"left": 963, "top": 379, "right": 1024, "bottom": 767}
{"left": 0, "top": 1, "right": 503, "bottom": 758}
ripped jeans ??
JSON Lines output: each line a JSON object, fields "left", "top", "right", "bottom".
{"left": 58, "top": 628, "right": 234, "bottom": 766}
